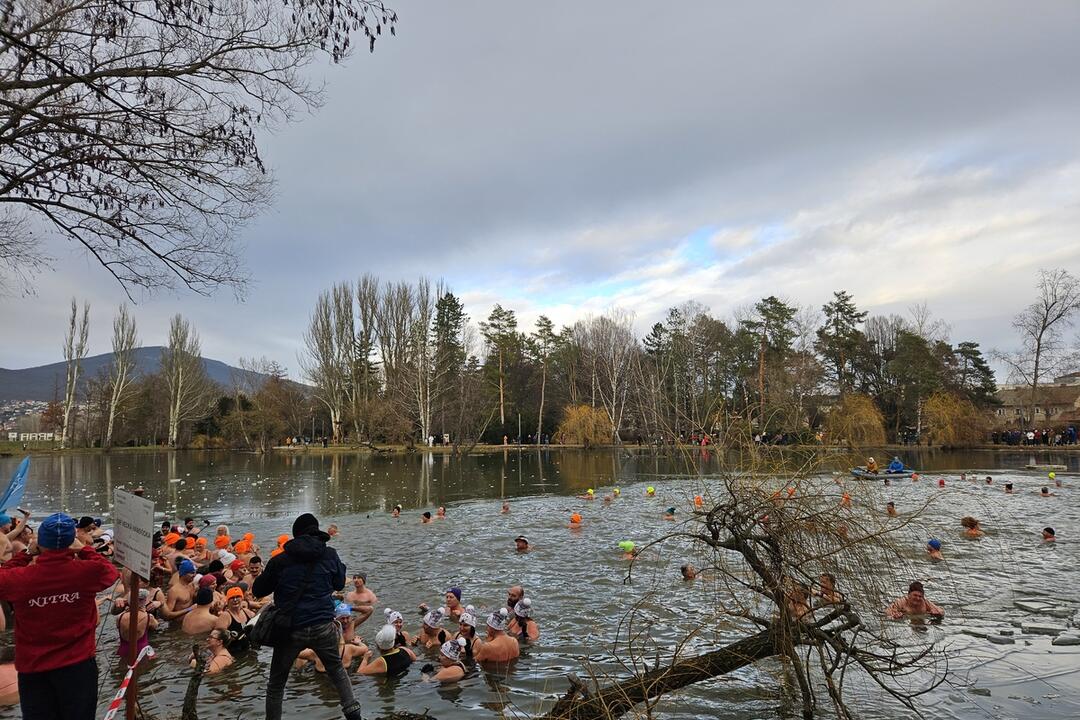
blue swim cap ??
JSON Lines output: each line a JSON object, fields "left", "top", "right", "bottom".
{"left": 38, "top": 513, "right": 76, "bottom": 550}
{"left": 0, "top": 514, "right": 11, "bottom": 527}
{"left": 927, "top": 538, "right": 942, "bottom": 550}
{"left": 177, "top": 559, "right": 196, "bottom": 575}
{"left": 334, "top": 600, "right": 353, "bottom": 618}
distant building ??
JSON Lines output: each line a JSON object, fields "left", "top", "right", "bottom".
{"left": 994, "top": 373, "right": 1080, "bottom": 426}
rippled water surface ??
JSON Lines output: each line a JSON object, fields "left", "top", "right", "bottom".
{"left": 0, "top": 448, "right": 1077, "bottom": 720}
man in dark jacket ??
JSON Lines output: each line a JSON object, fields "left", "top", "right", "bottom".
{"left": 253, "top": 512, "right": 361, "bottom": 720}
{"left": 0, "top": 511, "right": 120, "bottom": 720}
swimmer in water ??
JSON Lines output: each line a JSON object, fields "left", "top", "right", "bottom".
{"left": 883, "top": 477, "right": 891, "bottom": 487}
{"left": 816, "top": 573, "right": 843, "bottom": 605}
{"left": 786, "top": 582, "right": 812, "bottom": 621}
{"left": 473, "top": 609, "right": 520, "bottom": 664}
{"left": 680, "top": 564, "right": 698, "bottom": 580}
{"left": 436, "top": 506, "right": 446, "bottom": 519}
{"left": 926, "top": 538, "right": 943, "bottom": 561}
{"left": 960, "top": 516, "right": 984, "bottom": 538}
{"left": 1004, "top": 482, "right": 1014, "bottom": 494}
{"left": 839, "top": 492, "right": 851, "bottom": 509}
{"left": 886, "top": 501, "right": 897, "bottom": 517}
{"left": 421, "top": 511, "right": 433, "bottom": 523}
{"left": 576, "top": 489, "right": 596, "bottom": 501}
{"left": 383, "top": 608, "right": 413, "bottom": 647}
{"left": 1042, "top": 527, "right": 1056, "bottom": 542}
{"left": 416, "top": 607, "right": 450, "bottom": 649}
{"left": 443, "top": 588, "right": 465, "bottom": 621}
{"left": 422, "top": 638, "right": 468, "bottom": 683}
{"left": 694, "top": 495, "right": 704, "bottom": 508}
{"left": 618, "top": 540, "right": 637, "bottom": 560}
{"left": 190, "top": 627, "right": 234, "bottom": 674}
{"left": 514, "top": 535, "right": 529, "bottom": 553}
{"left": 663, "top": 507, "right": 676, "bottom": 521}
{"left": 613, "top": 488, "right": 621, "bottom": 498}
{"left": 391, "top": 504, "right": 402, "bottom": 518}
{"left": 985, "top": 476, "right": 993, "bottom": 485}
{"left": 509, "top": 598, "right": 540, "bottom": 641}
{"left": 454, "top": 607, "right": 478, "bottom": 661}
{"left": 568, "top": 513, "right": 583, "bottom": 529}
{"left": 344, "top": 573, "right": 377, "bottom": 625}
{"left": 501, "top": 501, "right": 510, "bottom": 514}
{"left": 885, "top": 580, "right": 944, "bottom": 620}
{"left": 960, "top": 473, "right": 967, "bottom": 482}
{"left": 646, "top": 486, "right": 656, "bottom": 497}
{"left": 359, "top": 624, "right": 415, "bottom": 676}
{"left": 1038, "top": 486, "right": 1056, "bottom": 497}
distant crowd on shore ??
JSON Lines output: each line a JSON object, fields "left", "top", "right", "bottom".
{"left": 990, "top": 426, "right": 1079, "bottom": 446}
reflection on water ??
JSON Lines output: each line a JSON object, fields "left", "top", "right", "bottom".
{"left": 0, "top": 448, "right": 1077, "bottom": 719}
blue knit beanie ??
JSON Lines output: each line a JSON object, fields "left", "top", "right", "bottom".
{"left": 39, "top": 513, "right": 77, "bottom": 550}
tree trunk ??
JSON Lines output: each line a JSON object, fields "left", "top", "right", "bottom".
{"left": 541, "top": 628, "right": 778, "bottom": 720}
{"left": 537, "top": 361, "right": 547, "bottom": 444}
{"left": 498, "top": 349, "right": 506, "bottom": 427}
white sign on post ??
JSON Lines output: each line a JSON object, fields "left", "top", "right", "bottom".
{"left": 114, "top": 489, "right": 155, "bottom": 580}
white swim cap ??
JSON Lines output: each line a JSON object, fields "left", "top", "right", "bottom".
{"left": 375, "top": 624, "right": 397, "bottom": 651}
{"left": 440, "top": 637, "right": 467, "bottom": 661}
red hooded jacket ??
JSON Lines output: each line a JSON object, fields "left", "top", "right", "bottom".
{"left": 0, "top": 546, "right": 120, "bottom": 672}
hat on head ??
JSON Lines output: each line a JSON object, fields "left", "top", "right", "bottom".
{"left": 195, "top": 588, "right": 214, "bottom": 606}
{"left": 423, "top": 607, "right": 447, "bottom": 628}
{"left": 214, "top": 535, "right": 231, "bottom": 549}
{"left": 375, "top": 624, "right": 397, "bottom": 650}
{"left": 570, "top": 513, "right": 582, "bottom": 523}
{"left": 94, "top": 518, "right": 103, "bottom": 527}
{"left": 384, "top": 608, "right": 404, "bottom": 625}
{"left": 38, "top": 513, "right": 77, "bottom": 550}
{"left": 440, "top": 637, "right": 467, "bottom": 661}
{"left": 618, "top": 540, "right": 635, "bottom": 552}
{"left": 164, "top": 532, "right": 181, "bottom": 546}
{"left": 218, "top": 551, "right": 237, "bottom": 565}
{"left": 77, "top": 516, "right": 95, "bottom": 529}
{"left": 514, "top": 598, "right": 533, "bottom": 618}
{"left": 184, "top": 537, "right": 195, "bottom": 549}
{"left": 446, "top": 587, "right": 462, "bottom": 601}
{"left": 354, "top": 572, "right": 367, "bottom": 582}
{"left": 243, "top": 532, "right": 254, "bottom": 541}
{"left": 486, "top": 608, "right": 509, "bottom": 631}
{"left": 195, "top": 537, "right": 207, "bottom": 547}
{"left": 292, "top": 512, "right": 320, "bottom": 537}
{"left": 233, "top": 540, "right": 250, "bottom": 554}
{"left": 229, "top": 559, "right": 245, "bottom": 572}
{"left": 199, "top": 575, "right": 217, "bottom": 588}
{"left": 178, "top": 559, "right": 197, "bottom": 576}
{"left": 927, "top": 538, "right": 942, "bottom": 551}
{"left": 666, "top": 507, "right": 676, "bottom": 514}
{"left": 515, "top": 535, "right": 529, "bottom": 545}
{"left": 459, "top": 605, "right": 477, "bottom": 627}
{"left": 226, "top": 587, "right": 244, "bottom": 600}
{"left": 276, "top": 534, "right": 289, "bottom": 546}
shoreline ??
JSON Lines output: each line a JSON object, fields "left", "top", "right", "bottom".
{"left": 4, "top": 441, "right": 1080, "bottom": 458}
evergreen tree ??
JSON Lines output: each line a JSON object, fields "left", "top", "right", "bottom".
{"left": 480, "top": 304, "right": 519, "bottom": 431}
{"left": 814, "top": 290, "right": 868, "bottom": 395}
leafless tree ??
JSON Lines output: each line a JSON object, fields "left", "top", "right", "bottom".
{"left": 407, "top": 277, "right": 436, "bottom": 442}
{"left": 60, "top": 298, "right": 89, "bottom": 448}
{"left": 354, "top": 274, "right": 380, "bottom": 440}
{"left": 161, "top": 314, "right": 213, "bottom": 446}
{"left": 375, "top": 280, "right": 417, "bottom": 440}
{"left": 0, "top": 0, "right": 397, "bottom": 293}
{"left": 576, "top": 310, "right": 637, "bottom": 443}
{"left": 995, "top": 269, "right": 1080, "bottom": 425}
{"left": 300, "top": 286, "right": 350, "bottom": 442}
{"left": 104, "top": 303, "right": 139, "bottom": 448}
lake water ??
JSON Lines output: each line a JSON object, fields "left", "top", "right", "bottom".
{"left": 0, "top": 448, "right": 1077, "bottom": 720}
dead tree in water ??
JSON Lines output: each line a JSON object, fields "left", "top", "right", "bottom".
{"left": 544, "top": 465, "right": 945, "bottom": 720}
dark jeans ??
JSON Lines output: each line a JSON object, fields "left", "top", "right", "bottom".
{"left": 18, "top": 656, "right": 98, "bottom": 720}
{"left": 266, "top": 620, "right": 359, "bottom": 720}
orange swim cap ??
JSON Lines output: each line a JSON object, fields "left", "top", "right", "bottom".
{"left": 184, "top": 537, "right": 196, "bottom": 550}
{"left": 243, "top": 532, "right": 254, "bottom": 541}
{"left": 694, "top": 495, "right": 703, "bottom": 507}
{"left": 214, "top": 535, "right": 231, "bottom": 549}
{"left": 234, "top": 540, "right": 250, "bottom": 554}
{"left": 226, "top": 587, "right": 244, "bottom": 600}
{"left": 195, "top": 537, "right": 207, "bottom": 547}
{"left": 164, "top": 533, "right": 181, "bottom": 546}
{"left": 787, "top": 487, "right": 796, "bottom": 497}
{"left": 570, "top": 513, "right": 582, "bottom": 523}
{"left": 277, "top": 534, "right": 289, "bottom": 546}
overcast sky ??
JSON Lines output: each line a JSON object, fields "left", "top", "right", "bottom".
{"left": 4, "top": 1, "right": 1080, "bottom": 377}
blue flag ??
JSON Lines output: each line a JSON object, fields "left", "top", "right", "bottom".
{"left": 0, "top": 456, "right": 30, "bottom": 512}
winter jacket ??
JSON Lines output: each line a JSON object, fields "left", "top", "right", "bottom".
{"left": 252, "top": 533, "right": 345, "bottom": 628}
{"left": 0, "top": 546, "right": 120, "bottom": 673}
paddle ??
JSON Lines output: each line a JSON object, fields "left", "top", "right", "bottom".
{"left": 0, "top": 456, "right": 30, "bottom": 512}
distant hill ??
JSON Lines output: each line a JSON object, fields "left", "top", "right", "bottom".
{"left": 0, "top": 347, "right": 286, "bottom": 402}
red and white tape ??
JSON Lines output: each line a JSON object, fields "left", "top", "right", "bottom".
{"left": 102, "top": 645, "right": 156, "bottom": 720}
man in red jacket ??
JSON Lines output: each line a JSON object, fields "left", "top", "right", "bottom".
{"left": 0, "top": 511, "right": 120, "bottom": 720}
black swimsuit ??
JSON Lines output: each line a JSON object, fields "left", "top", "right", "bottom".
{"left": 228, "top": 613, "right": 249, "bottom": 653}
{"left": 382, "top": 648, "right": 412, "bottom": 677}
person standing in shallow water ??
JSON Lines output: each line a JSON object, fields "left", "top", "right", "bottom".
{"left": 0, "top": 512, "right": 119, "bottom": 720}
{"left": 253, "top": 512, "right": 362, "bottom": 720}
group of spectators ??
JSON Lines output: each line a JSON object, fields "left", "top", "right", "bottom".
{"left": 991, "top": 426, "right": 1079, "bottom": 446}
